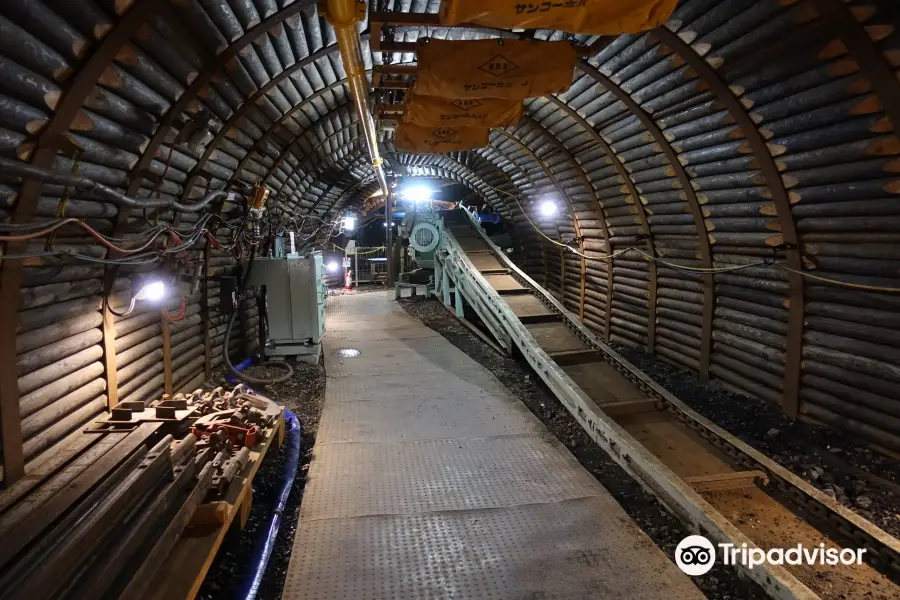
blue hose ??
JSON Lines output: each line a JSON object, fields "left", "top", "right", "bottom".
{"left": 240, "top": 409, "right": 302, "bottom": 600}
{"left": 225, "top": 356, "right": 255, "bottom": 383}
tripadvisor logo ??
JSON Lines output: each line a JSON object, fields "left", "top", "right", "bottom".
{"left": 675, "top": 535, "right": 868, "bottom": 577}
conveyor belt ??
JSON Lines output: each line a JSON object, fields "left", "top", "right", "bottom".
{"left": 435, "top": 209, "right": 900, "bottom": 600}
{"left": 283, "top": 292, "right": 703, "bottom": 599}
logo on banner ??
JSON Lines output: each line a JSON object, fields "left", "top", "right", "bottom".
{"left": 478, "top": 55, "right": 519, "bottom": 77}
{"left": 432, "top": 127, "right": 456, "bottom": 140}
{"left": 451, "top": 99, "right": 483, "bottom": 111}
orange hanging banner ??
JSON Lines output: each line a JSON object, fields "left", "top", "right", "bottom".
{"left": 403, "top": 87, "right": 523, "bottom": 127}
{"left": 414, "top": 38, "right": 576, "bottom": 99}
{"left": 395, "top": 123, "right": 490, "bottom": 153}
{"left": 439, "top": 0, "right": 677, "bottom": 35}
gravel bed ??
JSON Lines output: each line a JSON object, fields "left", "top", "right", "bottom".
{"left": 609, "top": 343, "right": 900, "bottom": 539}
{"left": 198, "top": 360, "right": 326, "bottom": 600}
{"left": 399, "top": 296, "right": 765, "bottom": 600}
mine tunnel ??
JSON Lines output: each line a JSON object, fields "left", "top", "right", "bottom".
{"left": 0, "top": 0, "right": 899, "bottom": 599}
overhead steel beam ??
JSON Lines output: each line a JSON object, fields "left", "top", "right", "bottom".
{"left": 651, "top": 27, "right": 804, "bottom": 418}
{"left": 179, "top": 43, "right": 345, "bottom": 200}
{"left": 483, "top": 133, "right": 565, "bottom": 291}
{"left": 491, "top": 123, "right": 589, "bottom": 309}
{"left": 524, "top": 115, "right": 610, "bottom": 327}
{"left": 226, "top": 78, "right": 354, "bottom": 189}
{"left": 0, "top": 0, "right": 161, "bottom": 485}
{"left": 276, "top": 137, "right": 367, "bottom": 217}
{"left": 271, "top": 129, "right": 364, "bottom": 209}
{"left": 575, "top": 59, "right": 716, "bottom": 380}
{"left": 262, "top": 105, "right": 361, "bottom": 191}
{"left": 375, "top": 79, "right": 411, "bottom": 90}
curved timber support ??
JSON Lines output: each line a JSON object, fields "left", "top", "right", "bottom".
{"left": 545, "top": 95, "right": 658, "bottom": 352}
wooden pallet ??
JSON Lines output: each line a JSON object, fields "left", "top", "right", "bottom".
{"left": 139, "top": 410, "right": 285, "bottom": 600}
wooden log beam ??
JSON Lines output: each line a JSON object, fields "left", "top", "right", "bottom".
{"left": 255, "top": 102, "right": 361, "bottom": 195}
{"left": 809, "top": 0, "right": 900, "bottom": 136}
{"left": 487, "top": 128, "right": 579, "bottom": 305}
{"left": 270, "top": 132, "right": 365, "bottom": 212}
{"left": 522, "top": 117, "right": 599, "bottom": 325}
{"left": 202, "top": 241, "right": 211, "bottom": 379}
{"left": 125, "top": 1, "right": 320, "bottom": 204}
{"left": 182, "top": 42, "right": 355, "bottom": 202}
{"left": 161, "top": 311, "right": 173, "bottom": 395}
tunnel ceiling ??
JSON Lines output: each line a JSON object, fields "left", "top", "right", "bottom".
{"left": 1, "top": 0, "right": 900, "bottom": 453}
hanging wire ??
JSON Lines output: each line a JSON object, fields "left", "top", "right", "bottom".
{"left": 778, "top": 266, "right": 900, "bottom": 293}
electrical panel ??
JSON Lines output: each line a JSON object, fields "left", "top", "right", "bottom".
{"left": 245, "top": 251, "right": 326, "bottom": 362}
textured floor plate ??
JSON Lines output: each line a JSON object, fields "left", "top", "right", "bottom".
{"left": 323, "top": 340, "right": 506, "bottom": 386}
{"left": 320, "top": 372, "right": 511, "bottom": 404}
{"left": 284, "top": 293, "right": 702, "bottom": 599}
{"left": 285, "top": 497, "right": 702, "bottom": 600}
{"left": 300, "top": 435, "right": 600, "bottom": 520}
{"left": 316, "top": 386, "right": 542, "bottom": 443}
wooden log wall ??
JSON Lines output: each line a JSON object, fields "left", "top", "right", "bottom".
{"left": 0, "top": 0, "right": 371, "bottom": 484}
{"left": 1, "top": 0, "right": 899, "bottom": 482}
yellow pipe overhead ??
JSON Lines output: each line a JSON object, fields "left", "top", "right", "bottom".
{"left": 323, "top": 0, "right": 389, "bottom": 198}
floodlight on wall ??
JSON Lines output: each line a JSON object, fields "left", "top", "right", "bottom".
{"left": 135, "top": 280, "right": 165, "bottom": 302}
{"left": 107, "top": 276, "right": 168, "bottom": 317}
{"left": 539, "top": 199, "right": 558, "bottom": 218}
{"left": 342, "top": 216, "right": 356, "bottom": 231}
{"left": 326, "top": 261, "right": 340, "bottom": 273}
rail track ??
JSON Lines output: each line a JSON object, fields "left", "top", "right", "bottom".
{"left": 435, "top": 209, "right": 900, "bottom": 600}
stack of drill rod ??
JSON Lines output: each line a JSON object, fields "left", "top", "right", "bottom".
{"left": 0, "top": 384, "right": 280, "bottom": 599}
{"left": 0, "top": 431, "right": 212, "bottom": 600}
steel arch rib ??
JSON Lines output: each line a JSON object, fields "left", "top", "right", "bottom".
{"left": 575, "top": 58, "right": 716, "bottom": 381}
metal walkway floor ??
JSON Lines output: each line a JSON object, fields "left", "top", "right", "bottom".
{"left": 283, "top": 292, "right": 702, "bottom": 600}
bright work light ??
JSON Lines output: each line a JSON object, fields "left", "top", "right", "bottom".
{"left": 539, "top": 199, "right": 558, "bottom": 217}
{"left": 405, "top": 185, "right": 432, "bottom": 203}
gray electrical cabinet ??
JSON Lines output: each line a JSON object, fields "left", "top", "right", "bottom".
{"left": 246, "top": 251, "right": 326, "bottom": 364}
